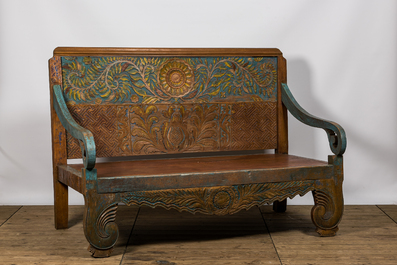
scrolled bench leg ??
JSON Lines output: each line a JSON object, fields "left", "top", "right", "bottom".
{"left": 82, "top": 169, "right": 119, "bottom": 257}
{"left": 82, "top": 167, "right": 119, "bottom": 258}
{"left": 311, "top": 155, "right": 344, "bottom": 237}
{"left": 311, "top": 188, "right": 342, "bottom": 236}
{"left": 83, "top": 197, "right": 119, "bottom": 257}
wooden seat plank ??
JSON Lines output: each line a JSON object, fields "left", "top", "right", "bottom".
{"left": 60, "top": 154, "right": 332, "bottom": 193}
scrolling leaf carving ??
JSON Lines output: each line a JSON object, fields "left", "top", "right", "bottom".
{"left": 61, "top": 57, "right": 277, "bottom": 104}
{"left": 120, "top": 181, "right": 316, "bottom": 215}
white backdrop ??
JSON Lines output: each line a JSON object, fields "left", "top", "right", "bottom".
{"left": 0, "top": 0, "right": 396, "bottom": 205}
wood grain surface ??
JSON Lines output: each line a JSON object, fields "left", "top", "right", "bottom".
{"left": 0, "top": 206, "right": 21, "bottom": 227}
{"left": 1, "top": 205, "right": 396, "bottom": 264}
{"left": 0, "top": 205, "right": 138, "bottom": 264}
{"left": 68, "top": 154, "right": 328, "bottom": 178}
{"left": 260, "top": 205, "right": 397, "bottom": 265}
{"left": 59, "top": 154, "right": 332, "bottom": 193}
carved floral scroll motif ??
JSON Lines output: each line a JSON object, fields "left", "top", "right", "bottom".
{"left": 129, "top": 104, "right": 220, "bottom": 154}
{"left": 61, "top": 56, "right": 277, "bottom": 104}
{"left": 66, "top": 102, "right": 277, "bottom": 158}
{"left": 61, "top": 56, "right": 279, "bottom": 158}
{"left": 119, "top": 180, "right": 316, "bottom": 215}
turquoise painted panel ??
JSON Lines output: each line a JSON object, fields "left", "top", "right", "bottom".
{"left": 61, "top": 56, "right": 277, "bottom": 105}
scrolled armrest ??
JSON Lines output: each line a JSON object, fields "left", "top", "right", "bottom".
{"left": 53, "top": 84, "right": 96, "bottom": 169}
{"left": 281, "top": 83, "right": 346, "bottom": 156}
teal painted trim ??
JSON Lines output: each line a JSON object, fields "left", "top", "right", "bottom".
{"left": 83, "top": 168, "right": 98, "bottom": 188}
{"left": 281, "top": 83, "right": 346, "bottom": 156}
{"left": 53, "top": 84, "right": 96, "bottom": 169}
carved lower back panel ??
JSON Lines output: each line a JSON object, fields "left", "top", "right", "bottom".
{"left": 56, "top": 56, "right": 278, "bottom": 158}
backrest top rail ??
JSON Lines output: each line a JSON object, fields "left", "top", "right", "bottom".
{"left": 53, "top": 47, "right": 282, "bottom": 57}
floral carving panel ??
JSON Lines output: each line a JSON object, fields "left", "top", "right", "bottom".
{"left": 61, "top": 56, "right": 277, "bottom": 104}
{"left": 62, "top": 56, "right": 279, "bottom": 158}
{"left": 128, "top": 104, "right": 221, "bottom": 154}
{"left": 66, "top": 102, "right": 277, "bottom": 158}
{"left": 122, "top": 103, "right": 277, "bottom": 155}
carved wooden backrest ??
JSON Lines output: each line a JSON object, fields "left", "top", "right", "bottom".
{"left": 49, "top": 48, "right": 287, "bottom": 158}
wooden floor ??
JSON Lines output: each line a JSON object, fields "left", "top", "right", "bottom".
{"left": 1, "top": 205, "right": 397, "bottom": 265}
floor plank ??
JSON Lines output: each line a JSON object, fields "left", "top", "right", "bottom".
{"left": 378, "top": 205, "right": 397, "bottom": 223}
{"left": 260, "top": 205, "right": 397, "bottom": 265}
{"left": 121, "top": 206, "right": 281, "bottom": 265}
{"left": 0, "top": 206, "right": 21, "bottom": 226}
{"left": 1, "top": 205, "right": 397, "bottom": 264}
{"left": 0, "top": 205, "right": 138, "bottom": 265}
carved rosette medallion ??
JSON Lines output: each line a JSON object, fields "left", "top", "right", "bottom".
{"left": 158, "top": 59, "right": 194, "bottom": 97}
{"left": 210, "top": 187, "right": 236, "bottom": 214}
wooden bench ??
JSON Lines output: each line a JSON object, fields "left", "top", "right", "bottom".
{"left": 49, "top": 47, "right": 346, "bottom": 257}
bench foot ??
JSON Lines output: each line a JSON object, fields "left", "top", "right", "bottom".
{"left": 315, "top": 226, "right": 339, "bottom": 237}
{"left": 88, "top": 244, "right": 113, "bottom": 258}
{"left": 273, "top": 199, "right": 287, "bottom": 213}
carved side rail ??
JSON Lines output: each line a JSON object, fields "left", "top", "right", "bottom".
{"left": 53, "top": 84, "right": 96, "bottom": 169}
{"left": 119, "top": 180, "right": 316, "bottom": 215}
{"left": 281, "top": 83, "right": 346, "bottom": 156}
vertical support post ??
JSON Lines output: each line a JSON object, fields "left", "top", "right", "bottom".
{"left": 49, "top": 56, "right": 69, "bottom": 229}
{"left": 276, "top": 56, "right": 288, "bottom": 154}
{"left": 274, "top": 55, "right": 289, "bottom": 212}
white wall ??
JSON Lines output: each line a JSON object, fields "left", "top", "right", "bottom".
{"left": 0, "top": 0, "right": 396, "bottom": 205}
